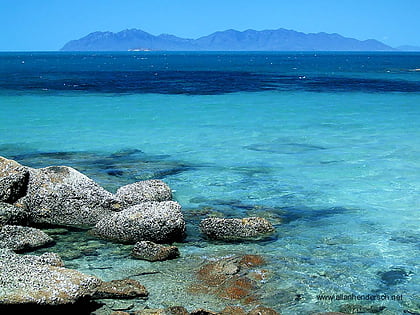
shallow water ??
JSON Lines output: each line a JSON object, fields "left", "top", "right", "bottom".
{"left": 0, "top": 52, "right": 419, "bottom": 314}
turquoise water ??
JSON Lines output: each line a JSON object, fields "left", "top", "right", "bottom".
{"left": 0, "top": 52, "right": 419, "bottom": 314}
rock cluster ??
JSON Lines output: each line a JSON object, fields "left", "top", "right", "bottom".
{"left": 0, "top": 156, "right": 278, "bottom": 312}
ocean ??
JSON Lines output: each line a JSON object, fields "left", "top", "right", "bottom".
{"left": 0, "top": 52, "right": 419, "bottom": 314}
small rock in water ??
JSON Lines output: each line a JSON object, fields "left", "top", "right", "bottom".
{"left": 219, "top": 306, "right": 247, "bottom": 315}
{"left": 134, "top": 306, "right": 189, "bottom": 315}
{"left": 189, "top": 309, "right": 217, "bottom": 315}
{"left": 0, "top": 225, "right": 54, "bottom": 252}
{"left": 200, "top": 216, "right": 275, "bottom": 241}
{"left": 116, "top": 179, "right": 172, "bottom": 206}
{"left": 132, "top": 241, "right": 180, "bottom": 261}
{"left": 339, "top": 304, "right": 386, "bottom": 314}
{"left": 92, "top": 278, "right": 148, "bottom": 299}
{"left": 248, "top": 306, "right": 281, "bottom": 315}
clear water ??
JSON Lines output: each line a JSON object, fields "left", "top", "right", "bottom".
{"left": 0, "top": 52, "right": 419, "bottom": 314}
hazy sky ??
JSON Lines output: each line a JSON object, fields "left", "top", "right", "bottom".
{"left": 1, "top": 0, "right": 419, "bottom": 51}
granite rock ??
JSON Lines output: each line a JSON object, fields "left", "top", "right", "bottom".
{"left": 93, "top": 201, "right": 185, "bottom": 243}
{"left": 0, "top": 248, "right": 101, "bottom": 305}
{"left": 0, "top": 156, "right": 30, "bottom": 203}
{"left": 0, "top": 202, "right": 28, "bottom": 226}
{"left": 116, "top": 179, "right": 172, "bottom": 206}
{"left": 132, "top": 241, "right": 180, "bottom": 261}
{"left": 18, "top": 165, "right": 123, "bottom": 226}
{"left": 200, "top": 217, "right": 275, "bottom": 241}
{"left": 0, "top": 225, "right": 54, "bottom": 252}
{"left": 92, "top": 278, "right": 148, "bottom": 299}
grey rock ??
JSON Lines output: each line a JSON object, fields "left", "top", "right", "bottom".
{"left": 0, "top": 225, "right": 54, "bottom": 252}
{"left": 0, "top": 248, "right": 101, "bottom": 305}
{"left": 132, "top": 241, "right": 180, "bottom": 261}
{"left": 116, "top": 179, "right": 172, "bottom": 206}
{"left": 0, "top": 202, "right": 28, "bottom": 226}
{"left": 37, "top": 252, "right": 64, "bottom": 267}
{"left": 200, "top": 217, "right": 275, "bottom": 241}
{"left": 92, "top": 278, "right": 148, "bottom": 299}
{"left": 0, "top": 156, "right": 29, "bottom": 203}
{"left": 18, "top": 165, "right": 123, "bottom": 226}
{"left": 93, "top": 201, "right": 185, "bottom": 244}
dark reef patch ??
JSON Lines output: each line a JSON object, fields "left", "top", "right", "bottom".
{"left": 0, "top": 146, "right": 192, "bottom": 192}
{"left": 377, "top": 267, "right": 413, "bottom": 286}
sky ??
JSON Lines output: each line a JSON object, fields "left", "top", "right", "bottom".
{"left": 0, "top": 0, "right": 419, "bottom": 51}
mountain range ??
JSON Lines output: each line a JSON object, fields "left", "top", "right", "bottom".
{"left": 61, "top": 28, "right": 403, "bottom": 51}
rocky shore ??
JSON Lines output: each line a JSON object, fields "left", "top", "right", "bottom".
{"left": 0, "top": 156, "right": 281, "bottom": 314}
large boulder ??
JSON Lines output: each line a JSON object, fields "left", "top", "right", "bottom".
{"left": 93, "top": 201, "right": 185, "bottom": 244}
{"left": 18, "top": 166, "right": 123, "bottom": 226}
{"left": 132, "top": 241, "right": 180, "bottom": 261}
{"left": 115, "top": 180, "right": 172, "bottom": 207}
{"left": 200, "top": 217, "right": 275, "bottom": 241}
{"left": 0, "top": 249, "right": 101, "bottom": 305}
{"left": 0, "top": 225, "right": 54, "bottom": 252}
{"left": 0, "top": 202, "right": 28, "bottom": 226}
{"left": 0, "top": 156, "right": 30, "bottom": 204}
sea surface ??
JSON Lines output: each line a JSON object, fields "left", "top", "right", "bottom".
{"left": 0, "top": 52, "right": 419, "bottom": 314}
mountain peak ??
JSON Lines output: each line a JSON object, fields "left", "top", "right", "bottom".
{"left": 61, "top": 28, "right": 395, "bottom": 51}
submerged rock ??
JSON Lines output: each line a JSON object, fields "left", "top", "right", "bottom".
{"left": 18, "top": 165, "right": 123, "bottom": 226}
{"left": 93, "top": 201, "right": 185, "bottom": 244}
{"left": 132, "top": 241, "right": 180, "bottom": 261}
{"left": 0, "top": 202, "right": 28, "bottom": 226}
{"left": 0, "top": 156, "right": 29, "bottom": 203}
{"left": 189, "top": 254, "right": 268, "bottom": 305}
{"left": 248, "top": 306, "right": 281, "bottom": 315}
{"left": 133, "top": 307, "right": 189, "bottom": 315}
{"left": 200, "top": 217, "right": 275, "bottom": 241}
{"left": 339, "top": 304, "right": 386, "bottom": 314}
{"left": 116, "top": 179, "right": 172, "bottom": 206}
{"left": 0, "top": 225, "right": 54, "bottom": 252}
{"left": 0, "top": 249, "right": 101, "bottom": 305}
{"left": 219, "top": 306, "right": 247, "bottom": 315}
{"left": 189, "top": 310, "right": 217, "bottom": 315}
{"left": 92, "top": 279, "right": 148, "bottom": 299}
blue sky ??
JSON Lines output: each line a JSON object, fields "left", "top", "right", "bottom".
{"left": 1, "top": 0, "right": 419, "bottom": 51}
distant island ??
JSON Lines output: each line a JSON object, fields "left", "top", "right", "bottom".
{"left": 61, "top": 28, "right": 409, "bottom": 52}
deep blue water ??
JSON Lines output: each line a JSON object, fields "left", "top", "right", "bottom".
{"left": 1, "top": 52, "right": 420, "bottom": 94}
{"left": 0, "top": 52, "right": 419, "bottom": 314}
